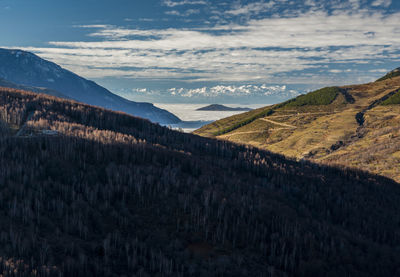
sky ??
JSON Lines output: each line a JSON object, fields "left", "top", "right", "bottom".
{"left": 0, "top": 0, "right": 399, "bottom": 104}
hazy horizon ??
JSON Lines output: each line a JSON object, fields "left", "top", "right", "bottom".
{"left": 152, "top": 103, "right": 268, "bottom": 132}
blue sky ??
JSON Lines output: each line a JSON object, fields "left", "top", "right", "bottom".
{"left": 0, "top": 0, "right": 399, "bottom": 104}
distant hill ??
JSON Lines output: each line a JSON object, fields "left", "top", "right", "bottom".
{"left": 197, "top": 104, "right": 252, "bottom": 111}
{"left": 1, "top": 86, "right": 400, "bottom": 276}
{"left": 195, "top": 69, "right": 400, "bottom": 182}
{"left": 0, "top": 48, "right": 180, "bottom": 124}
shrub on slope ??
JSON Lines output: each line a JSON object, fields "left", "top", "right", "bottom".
{"left": 381, "top": 89, "right": 400, "bottom": 105}
{"left": 282, "top": 87, "right": 340, "bottom": 107}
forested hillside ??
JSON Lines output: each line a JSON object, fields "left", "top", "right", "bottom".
{"left": 195, "top": 70, "right": 400, "bottom": 182}
{"left": 0, "top": 87, "right": 400, "bottom": 276}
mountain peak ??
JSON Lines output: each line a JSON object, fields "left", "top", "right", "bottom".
{"left": 196, "top": 104, "right": 252, "bottom": 111}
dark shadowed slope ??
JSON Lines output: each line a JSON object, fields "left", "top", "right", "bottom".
{"left": 0, "top": 87, "right": 400, "bottom": 276}
{"left": 0, "top": 48, "right": 180, "bottom": 124}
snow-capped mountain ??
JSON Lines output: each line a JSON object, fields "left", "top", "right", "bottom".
{"left": 0, "top": 48, "right": 180, "bottom": 124}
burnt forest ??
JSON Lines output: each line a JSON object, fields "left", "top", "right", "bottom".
{"left": 0, "top": 87, "right": 399, "bottom": 277}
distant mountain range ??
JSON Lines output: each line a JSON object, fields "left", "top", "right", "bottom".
{"left": 0, "top": 48, "right": 180, "bottom": 124}
{"left": 195, "top": 68, "right": 400, "bottom": 182}
{"left": 196, "top": 104, "right": 252, "bottom": 111}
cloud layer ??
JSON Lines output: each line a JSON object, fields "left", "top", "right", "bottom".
{"left": 166, "top": 84, "right": 296, "bottom": 98}
{"left": 118, "top": 84, "right": 299, "bottom": 103}
{"left": 10, "top": 0, "right": 400, "bottom": 96}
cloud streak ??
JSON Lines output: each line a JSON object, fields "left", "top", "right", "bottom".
{"left": 165, "top": 9, "right": 200, "bottom": 16}
{"left": 49, "top": 11, "right": 400, "bottom": 50}
{"left": 371, "top": 0, "right": 392, "bottom": 8}
{"left": 163, "top": 0, "right": 207, "bottom": 7}
{"left": 226, "top": 1, "right": 275, "bottom": 16}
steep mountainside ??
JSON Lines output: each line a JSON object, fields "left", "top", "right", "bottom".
{"left": 0, "top": 48, "right": 180, "bottom": 124}
{"left": 0, "top": 87, "right": 400, "bottom": 276}
{"left": 195, "top": 70, "right": 400, "bottom": 182}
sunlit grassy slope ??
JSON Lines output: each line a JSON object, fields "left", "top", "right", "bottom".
{"left": 194, "top": 71, "right": 400, "bottom": 182}
{"left": 381, "top": 89, "right": 400, "bottom": 105}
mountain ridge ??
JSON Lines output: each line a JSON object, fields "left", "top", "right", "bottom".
{"left": 0, "top": 48, "right": 180, "bottom": 124}
{"left": 195, "top": 70, "right": 400, "bottom": 182}
{"left": 376, "top": 67, "right": 400, "bottom": 82}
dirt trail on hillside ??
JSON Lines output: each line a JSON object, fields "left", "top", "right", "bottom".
{"left": 220, "top": 127, "right": 297, "bottom": 139}
{"left": 220, "top": 130, "right": 263, "bottom": 138}
{"left": 268, "top": 112, "right": 332, "bottom": 118}
{"left": 220, "top": 112, "right": 337, "bottom": 138}
{"left": 260, "top": 118, "right": 297, "bottom": 129}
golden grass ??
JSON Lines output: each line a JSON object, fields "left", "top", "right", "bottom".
{"left": 319, "top": 105, "right": 400, "bottom": 182}
{"left": 195, "top": 76, "right": 400, "bottom": 182}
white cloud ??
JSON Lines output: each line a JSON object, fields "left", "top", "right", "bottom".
{"left": 349, "top": 0, "right": 361, "bottom": 9}
{"left": 140, "top": 84, "right": 297, "bottom": 98}
{"left": 132, "top": 88, "right": 148, "bottom": 93}
{"left": 371, "top": 0, "right": 392, "bottom": 7}
{"left": 77, "top": 24, "right": 110, "bottom": 29}
{"left": 163, "top": 0, "right": 207, "bottom": 7}
{"left": 165, "top": 9, "right": 200, "bottom": 16}
{"left": 226, "top": 1, "right": 275, "bottom": 16}
{"left": 304, "top": 0, "right": 317, "bottom": 7}
{"left": 49, "top": 11, "right": 400, "bottom": 50}
{"left": 369, "top": 68, "right": 388, "bottom": 73}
